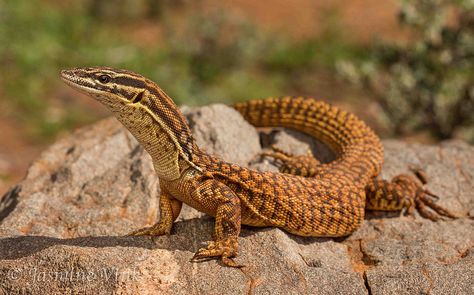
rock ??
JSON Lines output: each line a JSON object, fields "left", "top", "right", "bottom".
{"left": 0, "top": 104, "right": 472, "bottom": 294}
{"left": 265, "top": 129, "right": 336, "bottom": 164}
{"left": 365, "top": 249, "right": 474, "bottom": 295}
{"left": 183, "top": 104, "right": 261, "bottom": 166}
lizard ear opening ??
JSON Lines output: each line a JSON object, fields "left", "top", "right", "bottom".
{"left": 131, "top": 90, "right": 145, "bottom": 104}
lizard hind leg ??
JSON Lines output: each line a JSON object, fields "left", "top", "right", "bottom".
{"left": 260, "top": 145, "right": 321, "bottom": 177}
{"left": 365, "top": 170, "right": 457, "bottom": 221}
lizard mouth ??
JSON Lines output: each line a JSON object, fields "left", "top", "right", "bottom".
{"left": 60, "top": 69, "right": 101, "bottom": 95}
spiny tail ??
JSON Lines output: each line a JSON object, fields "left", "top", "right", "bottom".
{"left": 233, "top": 97, "right": 384, "bottom": 187}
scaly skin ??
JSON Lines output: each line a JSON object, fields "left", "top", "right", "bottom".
{"left": 61, "top": 67, "right": 456, "bottom": 267}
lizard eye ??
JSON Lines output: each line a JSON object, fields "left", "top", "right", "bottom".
{"left": 98, "top": 75, "right": 111, "bottom": 84}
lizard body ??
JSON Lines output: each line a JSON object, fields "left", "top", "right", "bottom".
{"left": 61, "top": 67, "right": 455, "bottom": 267}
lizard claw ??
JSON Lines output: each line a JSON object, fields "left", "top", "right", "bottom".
{"left": 407, "top": 170, "right": 458, "bottom": 220}
{"left": 414, "top": 189, "right": 458, "bottom": 221}
{"left": 249, "top": 145, "right": 291, "bottom": 165}
{"left": 190, "top": 237, "right": 243, "bottom": 268}
{"left": 408, "top": 166, "right": 428, "bottom": 185}
{"left": 260, "top": 145, "right": 294, "bottom": 163}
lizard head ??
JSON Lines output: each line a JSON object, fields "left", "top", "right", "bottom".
{"left": 61, "top": 66, "right": 201, "bottom": 173}
{"left": 60, "top": 67, "right": 149, "bottom": 111}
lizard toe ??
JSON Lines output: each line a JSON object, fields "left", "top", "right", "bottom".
{"left": 415, "top": 190, "right": 458, "bottom": 220}
{"left": 191, "top": 237, "right": 242, "bottom": 268}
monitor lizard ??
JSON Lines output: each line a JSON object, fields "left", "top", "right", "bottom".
{"left": 61, "top": 67, "right": 456, "bottom": 267}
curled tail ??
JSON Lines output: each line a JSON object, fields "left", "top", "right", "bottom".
{"left": 236, "top": 97, "right": 457, "bottom": 221}
{"left": 233, "top": 97, "right": 384, "bottom": 187}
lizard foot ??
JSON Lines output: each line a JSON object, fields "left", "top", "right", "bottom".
{"left": 367, "top": 170, "right": 459, "bottom": 221}
{"left": 249, "top": 145, "right": 292, "bottom": 165}
{"left": 406, "top": 168, "right": 458, "bottom": 221}
{"left": 412, "top": 189, "right": 458, "bottom": 221}
{"left": 191, "top": 236, "right": 243, "bottom": 268}
{"left": 260, "top": 145, "right": 320, "bottom": 177}
{"left": 261, "top": 145, "right": 313, "bottom": 163}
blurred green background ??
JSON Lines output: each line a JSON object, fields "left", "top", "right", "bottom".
{"left": 0, "top": 0, "right": 472, "bottom": 194}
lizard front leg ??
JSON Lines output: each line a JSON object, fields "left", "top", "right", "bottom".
{"left": 128, "top": 188, "right": 182, "bottom": 236}
{"left": 190, "top": 179, "right": 242, "bottom": 268}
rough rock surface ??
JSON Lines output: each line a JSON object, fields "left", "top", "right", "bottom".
{"left": 0, "top": 104, "right": 472, "bottom": 295}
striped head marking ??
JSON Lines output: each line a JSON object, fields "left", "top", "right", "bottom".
{"left": 61, "top": 66, "right": 202, "bottom": 173}
{"left": 60, "top": 67, "right": 148, "bottom": 110}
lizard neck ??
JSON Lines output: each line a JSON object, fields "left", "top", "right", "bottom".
{"left": 115, "top": 87, "right": 203, "bottom": 180}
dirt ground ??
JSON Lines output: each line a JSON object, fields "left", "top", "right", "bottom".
{"left": 0, "top": 0, "right": 406, "bottom": 195}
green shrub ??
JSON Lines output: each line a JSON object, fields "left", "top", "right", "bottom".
{"left": 338, "top": 0, "right": 474, "bottom": 142}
